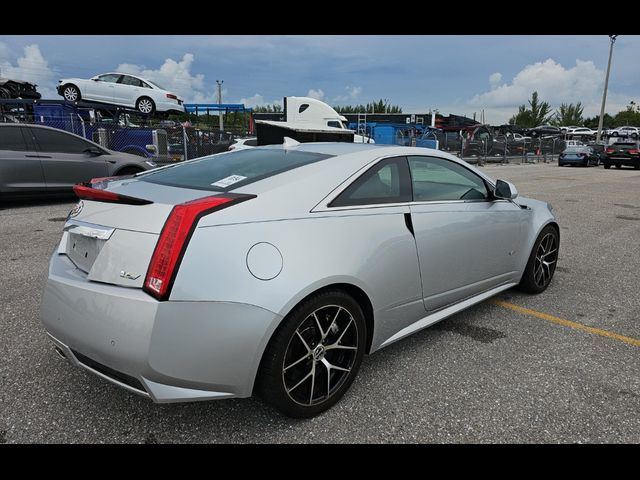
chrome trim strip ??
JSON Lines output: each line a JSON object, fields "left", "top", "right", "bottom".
{"left": 63, "top": 219, "right": 115, "bottom": 240}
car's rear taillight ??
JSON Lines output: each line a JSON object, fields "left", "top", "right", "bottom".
{"left": 73, "top": 184, "right": 152, "bottom": 205}
{"left": 606, "top": 149, "right": 615, "bottom": 154}
{"left": 166, "top": 93, "right": 178, "bottom": 100}
{"left": 143, "top": 194, "right": 256, "bottom": 301}
{"left": 628, "top": 149, "right": 639, "bottom": 155}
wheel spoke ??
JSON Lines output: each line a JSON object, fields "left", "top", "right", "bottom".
{"left": 543, "top": 248, "right": 557, "bottom": 258}
{"left": 296, "top": 330, "right": 311, "bottom": 353}
{"left": 324, "top": 307, "right": 342, "bottom": 341}
{"left": 334, "top": 317, "right": 354, "bottom": 345}
{"left": 322, "top": 357, "right": 350, "bottom": 373}
{"left": 312, "top": 312, "right": 326, "bottom": 339}
{"left": 287, "top": 368, "right": 313, "bottom": 394}
{"left": 308, "top": 364, "right": 316, "bottom": 405}
{"left": 283, "top": 352, "right": 309, "bottom": 372}
{"left": 325, "top": 344, "right": 357, "bottom": 351}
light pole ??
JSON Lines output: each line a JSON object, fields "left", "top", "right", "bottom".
{"left": 216, "top": 79, "right": 224, "bottom": 131}
{"left": 596, "top": 35, "right": 618, "bottom": 143}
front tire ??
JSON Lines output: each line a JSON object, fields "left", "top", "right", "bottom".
{"left": 62, "top": 84, "right": 80, "bottom": 102}
{"left": 257, "top": 290, "right": 366, "bottom": 418}
{"left": 603, "top": 162, "right": 611, "bottom": 169}
{"left": 518, "top": 225, "right": 559, "bottom": 294}
{"left": 136, "top": 97, "right": 155, "bottom": 115}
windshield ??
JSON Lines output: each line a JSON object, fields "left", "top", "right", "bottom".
{"left": 139, "top": 148, "right": 333, "bottom": 192}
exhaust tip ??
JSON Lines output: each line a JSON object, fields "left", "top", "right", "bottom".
{"left": 54, "top": 346, "right": 67, "bottom": 359}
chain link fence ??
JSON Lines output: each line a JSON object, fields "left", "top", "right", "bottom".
{"left": 1, "top": 102, "right": 236, "bottom": 165}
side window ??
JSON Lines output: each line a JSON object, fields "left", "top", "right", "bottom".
{"left": 330, "top": 157, "right": 411, "bottom": 207}
{"left": 141, "top": 80, "right": 152, "bottom": 89}
{"left": 327, "top": 121, "right": 341, "bottom": 128}
{"left": 98, "top": 74, "right": 121, "bottom": 83}
{"left": 120, "top": 75, "right": 142, "bottom": 87}
{"left": 30, "top": 128, "right": 92, "bottom": 154}
{"left": 0, "top": 128, "right": 28, "bottom": 151}
{"left": 408, "top": 156, "right": 488, "bottom": 202}
{"left": 298, "top": 104, "right": 310, "bottom": 113}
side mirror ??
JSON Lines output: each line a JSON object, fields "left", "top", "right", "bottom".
{"left": 494, "top": 179, "right": 518, "bottom": 200}
{"left": 145, "top": 144, "right": 157, "bottom": 153}
{"left": 91, "top": 77, "right": 100, "bottom": 82}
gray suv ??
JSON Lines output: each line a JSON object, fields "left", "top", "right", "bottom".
{"left": 0, "top": 124, "right": 155, "bottom": 198}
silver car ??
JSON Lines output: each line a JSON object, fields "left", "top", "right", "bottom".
{"left": 40, "top": 142, "right": 559, "bottom": 418}
{"left": 0, "top": 124, "right": 155, "bottom": 198}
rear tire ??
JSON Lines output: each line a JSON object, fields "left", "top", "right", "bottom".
{"left": 603, "top": 163, "right": 611, "bottom": 169}
{"left": 615, "top": 164, "right": 622, "bottom": 169}
{"left": 257, "top": 290, "right": 366, "bottom": 418}
{"left": 136, "top": 97, "right": 155, "bottom": 115}
{"left": 517, "top": 225, "right": 559, "bottom": 294}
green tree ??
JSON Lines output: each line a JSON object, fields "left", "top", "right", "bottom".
{"left": 613, "top": 100, "right": 640, "bottom": 126}
{"left": 508, "top": 91, "right": 553, "bottom": 127}
{"left": 552, "top": 102, "right": 584, "bottom": 126}
{"left": 253, "top": 103, "right": 283, "bottom": 113}
{"left": 583, "top": 113, "right": 616, "bottom": 129}
{"left": 334, "top": 99, "right": 402, "bottom": 114}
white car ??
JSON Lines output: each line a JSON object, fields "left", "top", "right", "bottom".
{"left": 607, "top": 126, "right": 639, "bottom": 138}
{"left": 57, "top": 73, "right": 185, "bottom": 114}
{"left": 566, "top": 127, "right": 596, "bottom": 136}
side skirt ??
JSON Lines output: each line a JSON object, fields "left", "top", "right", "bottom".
{"left": 376, "top": 282, "right": 517, "bottom": 350}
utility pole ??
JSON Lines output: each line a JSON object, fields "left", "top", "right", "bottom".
{"left": 596, "top": 35, "right": 618, "bottom": 143}
{"left": 216, "top": 79, "right": 224, "bottom": 131}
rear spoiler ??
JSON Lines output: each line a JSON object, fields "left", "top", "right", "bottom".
{"left": 73, "top": 177, "right": 153, "bottom": 205}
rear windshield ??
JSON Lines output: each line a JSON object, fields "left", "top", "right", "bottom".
{"left": 139, "top": 148, "right": 333, "bottom": 192}
{"left": 564, "top": 147, "right": 589, "bottom": 153}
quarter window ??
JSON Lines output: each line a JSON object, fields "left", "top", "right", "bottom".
{"left": 330, "top": 157, "right": 411, "bottom": 207}
{"left": 408, "top": 156, "right": 488, "bottom": 202}
{"left": 120, "top": 76, "right": 143, "bottom": 87}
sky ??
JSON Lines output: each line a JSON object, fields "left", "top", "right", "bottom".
{"left": 0, "top": 35, "right": 638, "bottom": 124}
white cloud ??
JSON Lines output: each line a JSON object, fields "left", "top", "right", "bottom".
{"left": 306, "top": 88, "right": 325, "bottom": 101}
{"left": 489, "top": 72, "right": 502, "bottom": 89}
{"left": 0, "top": 43, "right": 56, "bottom": 98}
{"left": 117, "top": 53, "right": 216, "bottom": 102}
{"left": 238, "top": 93, "right": 282, "bottom": 109}
{"left": 468, "top": 58, "right": 635, "bottom": 124}
{"left": 334, "top": 85, "right": 363, "bottom": 102}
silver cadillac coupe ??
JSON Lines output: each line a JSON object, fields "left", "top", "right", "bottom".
{"left": 40, "top": 141, "right": 559, "bottom": 418}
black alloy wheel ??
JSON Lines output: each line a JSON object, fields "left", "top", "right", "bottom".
{"left": 518, "top": 225, "right": 559, "bottom": 294}
{"left": 257, "top": 290, "right": 366, "bottom": 418}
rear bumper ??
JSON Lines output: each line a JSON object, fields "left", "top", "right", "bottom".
{"left": 40, "top": 253, "right": 281, "bottom": 402}
{"left": 559, "top": 157, "right": 588, "bottom": 165}
{"left": 155, "top": 99, "right": 185, "bottom": 113}
{"left": 606, "top": 157, "right": 639, "bottom": 167}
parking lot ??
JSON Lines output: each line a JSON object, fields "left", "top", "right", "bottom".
{"left": 1, "top": 161, "right": 639, "bottom": 443}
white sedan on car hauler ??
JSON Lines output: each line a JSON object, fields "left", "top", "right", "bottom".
{"left": 57, "top": 73, "right": 185, "bottom": 114}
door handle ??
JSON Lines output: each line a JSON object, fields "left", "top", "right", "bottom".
{"left": 107, "top": 159, "right": 117, "bottom": 164}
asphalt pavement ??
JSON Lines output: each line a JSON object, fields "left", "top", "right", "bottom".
{"left": 1, "top": 161, "right": 638, "bottom": 443}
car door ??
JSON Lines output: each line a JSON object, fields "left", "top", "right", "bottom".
{"left": 26, "top": 127, "right": 109, "bottom": 191}
{"left": 85, "top": 74, "right": 120, "bottom": 104}
{"left": 327, "top": 156, "right": 427, "bottom": 343}
{"left": 0, "top": 126, "right": 46, "bottom": 193}
{"left": 114, "top": 75, "right": 143, "bottom": 108}
{"left": 407, "top": 155, "right": 527, "bottom": 312}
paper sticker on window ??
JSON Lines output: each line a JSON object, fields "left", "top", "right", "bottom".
{"left": 211, "top": 175, "right": 247, "bottom": 188}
